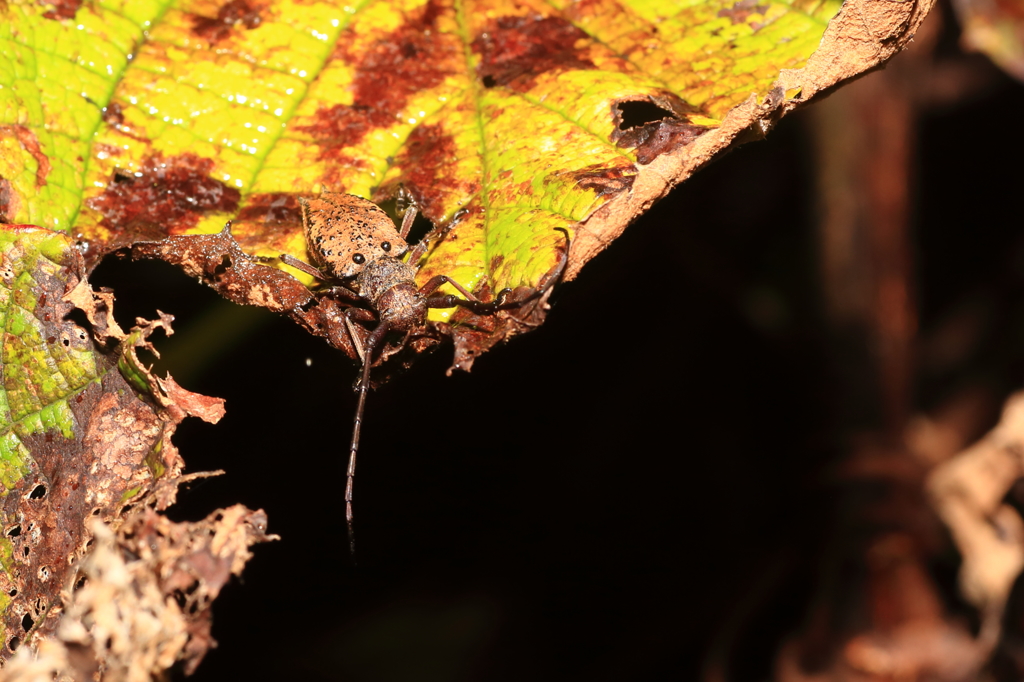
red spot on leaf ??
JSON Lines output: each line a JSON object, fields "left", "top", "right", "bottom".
{"left": 236, "top": 193, "right": 302, "bottom": 225}
{"left": 472, "top": 14, "right": 595, "bottom": 93}
{"left": 375, "top": 124, "right": 474, "bottom": 222}
{"left": 93, "top": 143, "right": 124, "bottom": 162}
{"left": 233, "top": 193, "right": 304, "bottom": 251}
{"left": 489, "top": 254, "right": 504, "bottom": 274}
{"left": 1, "top": 125, "right": 51, "bottom": 188}
{"left": 0, "top": 178, "right": 17, "bottom": 222}
{"left": 102, "top": 102, "right": 125, "bottom": 127}
{"left": 192, "top": 0, "right": 265, "bottom": 43}
{"left": 297, "top": 0, "right": 456, "bottom": 169}
{"left": 39, "top": 0, "right": 82, "bottom": 20}
{"left": 86, "top": 153, "right": 240, "bottom": 237}
{"left": 569, "top": 164, "right": 636, "bottom": 197}
{"left": 717, "top": 0, "right": 770, "bottom": 24}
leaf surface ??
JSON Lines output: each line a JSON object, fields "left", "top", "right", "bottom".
{"left": 0, "top": 0, "right": 936, "bottom": 667}
{"left": 1, "top": 0, "right": 932, "bottom": 356}
{"left": 0, "top": 224, "right": 230, "bottom": 659}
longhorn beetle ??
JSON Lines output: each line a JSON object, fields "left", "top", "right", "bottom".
{"left": 281, "top": 192, "right": 567, "bottom": 552}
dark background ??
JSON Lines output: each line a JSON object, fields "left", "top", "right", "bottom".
{"left": 91, "top": 27, "right": 1024, "bottom": 681}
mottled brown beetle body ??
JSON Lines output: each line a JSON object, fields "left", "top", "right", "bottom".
{"left": 300, "top": 193, "right": 409, "bottom": 280}
{"left": 281, "top": 191, "right": 567, "bottom": 554}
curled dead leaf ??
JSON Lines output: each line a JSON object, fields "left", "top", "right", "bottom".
{"left": 115, "top": 313, "right": 226, "bottom": 425}
{"left": 1, "top": 497, "right": 275, "bottom": 681}
{"left": 927, "top": 391, "right": 1024, "bottom": 612}
{"left": 131, "top": 227, "right": 362, "bottom": 359}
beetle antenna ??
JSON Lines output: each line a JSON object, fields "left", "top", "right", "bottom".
{"left": 346, "top": 351, "right": 372, "bottom": 557}
{"left": 346, "top": 321, "right": 391, "bottom": 557}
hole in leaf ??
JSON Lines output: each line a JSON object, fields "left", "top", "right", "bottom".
{"left": 405, "top": 211, "right": 433, "bottom": 247}
{"left": 134, "top": 345, "right": 159, "bottom": 368}
{"left": 65, "top": 307, "right": 90, "bottom": 334}
{"left": 482, "top": 74, "right": 497, "bottom": 88}
{"left": 214, "top": 255, "right": 232, "bottom": 276}
{"left": 6, "top": 525, "right": 20, "bottom": 537}
{"left": 8, "top": 589, "right": 16, "bottom": 597}
{"left": 616, "top": 100, "right": 675, "bottom": 130}
{"left": 8, "top": 637, "right": 19, "bottom": 652}
{"left": 29, "top": 485, "right": 46, "bottom": 499}
{"left": 74, "top": 575, "right": 87, "bottom": 591}
{"left": 22, "top": 547, "right": 28, "bottom": 557}
{"left": 21, "top": 614, "right": 33, "bottom": 632}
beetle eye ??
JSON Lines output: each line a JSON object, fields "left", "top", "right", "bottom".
{"left": 381, "top": 241, "right": 391, "bottom": 252}
{"left": 352, "top": 253, "right": 365, "bottom": 265}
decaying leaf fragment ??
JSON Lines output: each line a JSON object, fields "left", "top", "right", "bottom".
{"left": 0, "top": 495, "right": 275, "bottom": 681}
{"left": 927, "top": 392, "right": 1024, "bottom": 616}
{"left": 130, "top": 227, "right": 364, "bottom": 359}
{"left": 951, "top": 0, "right": 1024, "bottom": 82}
{"left": 0, "top": 225, "right": 257, "bottom": 670}
{"left": 1, "top": 0, "right": 934, "bottom": 366}
{"left": 116, "top": 313, "right": 226, "bottom": 427}
{"left": 835, "top": 391, "right": 1024, "bottom": 680}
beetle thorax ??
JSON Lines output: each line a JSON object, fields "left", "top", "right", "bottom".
{"left": 356, "top": 256, "right": 425, "bottom": 330}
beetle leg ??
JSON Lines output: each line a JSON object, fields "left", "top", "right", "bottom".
{"left": 419, "top": 274, "right": 480, "bottom": 300}
{"left": 343, "top": 315, "right": 366, "bottom": 363}
{"left": 422, "top": 276, "right": 520, "bottom": 315}
{"left": 398, "top": 203, "right": 418, "bottom": 240}
{"left": 280, "top": 253, "right": 326, "bottom": 280}
{"left": 321, "top": 284, "right": 364, "bottom": 304}
{"left": 498, "top": 228, "right": 572, "bottom": 324}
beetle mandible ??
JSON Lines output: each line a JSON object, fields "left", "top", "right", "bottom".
{"left": 281, "top": 192, "right": 566, "bottom": 551}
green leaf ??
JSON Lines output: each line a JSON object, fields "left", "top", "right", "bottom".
{"left": 0, "top": 224, "right": 227, "bottom": 656}
{"left": 1, "top": 0, "right": 932, "bottom": 359}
